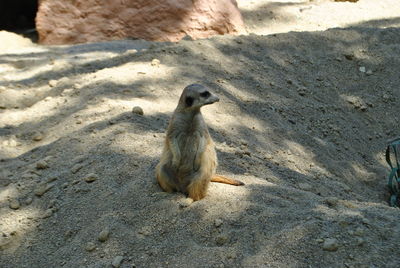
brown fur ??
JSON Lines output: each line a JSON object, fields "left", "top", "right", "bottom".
{"left": 155, "top": 84, "right": 244, "bottom": 200}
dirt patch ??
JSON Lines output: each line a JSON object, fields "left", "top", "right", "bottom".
{"left": 1, "top": 1, "right": 400, "bottom": 267}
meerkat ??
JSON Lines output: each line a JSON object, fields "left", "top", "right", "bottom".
{"left": 155, "top": 84, "right": 244, "bottom": 201}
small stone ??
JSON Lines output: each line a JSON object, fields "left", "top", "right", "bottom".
{"left": 366, "top": 70, "right": 373, "bottom": 75}
{"left": 132, "top": 106, "right": 144, "bottom": 115}
{"left": 344, "top": 54, "right": 354, "bottom": 60}
{"left": 322, "top": 238, "right": 339, "bottom": 251}
{"left": 84, "top": 173, "right": 97, "bottom": 183}
{"left": 85, "top": 242, "right": 96, "bottom": 252}
{"left": 353, "top": 227, "right": 364, "bottom": 236}
{"left": 151, "top": 59, "right": 160, "bottom": 66}
{"left": 33, "top": 133, "right": 44, "bottom": 141}
{"left": 41, "top": 209, "right": 53, "bottom": 219}
{"left": 216, "top": 234, "right": 229, "bottom": 246}
{"left": 324, "top": 197, "right": 338, "bottom": 207}
{"left": 178, "top": 197, "right": 193, "bottom": 208}
{"left": 356, "top": 237, "right": 365, "bottom": 246}
{"left": 9, "top": 199, "right": 20, "bottom": 209}
{"left": 34, "top": 183, "right": 52, "bottom": 197}
{"left": 98, "top": 229, "right": 110, "bottom": 242}
{"left": 112, "top": 256, "right": 124, "bottom": 268}
{"left": 48, "top": 80, "right": 58, "bottom": 87}
{"left": 214, "top": 219, "right": 223, "bottom": 228}
{"left": 298, "top": 183, "right": 312, "bottom": 191}
{"left": 25, "top": 197, "right": 33, "bottom": 205}
{"left": 36, "top": 160, "right": 49, "bottom": 169}
{"left": 71, "top": 163, "right": 84, "bottom": 174}
{"left": 0, "top": 235, "right": 11, "bottom": 250}
{"left": 359, "top": 66, "right": 366, "bottom": 73}
{"left": 76, "top": 119, "right": 82, "bottom": 124}
{"left": 316, "top": 238, "right": 324, "bottom": 243}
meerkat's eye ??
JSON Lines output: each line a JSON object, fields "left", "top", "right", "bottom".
{"left": 186, "top": 96, "right": 194, "bottom": 107}
{"left": 200, "top": 91, "right": 210, "bottom": 98}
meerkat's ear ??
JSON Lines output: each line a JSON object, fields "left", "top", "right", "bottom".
{"left": 186, "top": 96, "right": 194, "bottom": 107}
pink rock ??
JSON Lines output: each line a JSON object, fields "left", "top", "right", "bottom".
{"left": 36, "top": 0, "right": 245, "bottom": 45}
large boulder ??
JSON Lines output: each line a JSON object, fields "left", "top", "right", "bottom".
{"left": 36, "top": 0, "right": 245, "bottom": 45}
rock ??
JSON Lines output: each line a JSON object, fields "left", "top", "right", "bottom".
{"left": 98, "top": 229, "right": 110, "bottom": 242}
{"left": 214, "top": 219, "right": 223, "bottom": 228}
{"left": 41, "top": 209, "right": 53, "bottom": 219}
{"left": 178, "top": 197, "right": 193, "bottom": 208}
{"left": 359, "top": 66, "right": 366, "bottom": 73}
{"left": 344, "top": 54, "right": 354, "bottom": 60}
{"left": 322, "top": 238, "right": 339, "bottom": 251}
{"left": 24, "top": 197, "right": 33, "bottom": 205}
{"left": 366, "top": 70, "right": 373, "bottom": 75}
{"left": 353, "top": 227, "right": 364, "bottom": 236}
{"left": 36, "top": 160, "right": 49, "bottom": 169}
{"left": 71, "top": 163, "right": 84, "bottom": 174}
{"left": 112, "top": 256, "right": 124, "bottom": 268}
{"left": 0, "top": 234, "right": 11, "bottom": 250}
{"left": 151, "top": 59, "right": 160, "bottom": 66}
{"left": 85, "top": 242, "right": 96, "bottom": 252}
{"left": 34, "top": 183, "right": 53, "bottom": 197}
{"left": 356, "top": 237, "right": 365, "bottom": 246}
{"left": 36, "top": 0, "right": 245, "bottom": 45}
{"left": 216, "top": 234, "right": 229, "bottom": 246}
{"left": 9, "top": 199, "right": 20, "bottom": 209}
{"left": 298, "top": 183, "right": 312, "bottom": 191}
{"left": 84, "top": 173, "right": 97, "bottom": 183}
{"left": 48, "top": 80, "right": 58, "bottom": 87}
{"left": 132, "top": 106, "right": 144, "bottom": 116}
{"left": 33, "top": 132, "right": 44, "bottom": 141}
{"left": 324, "top": 197, "right": 338, "bottom": 207}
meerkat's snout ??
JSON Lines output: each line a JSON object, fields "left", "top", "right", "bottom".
{"left": 205, "top": 93, "right": 219, "bottom": 105}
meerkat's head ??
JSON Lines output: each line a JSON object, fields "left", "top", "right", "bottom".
{"left": 178, "top": 84, "right": 219, "bottom": 111}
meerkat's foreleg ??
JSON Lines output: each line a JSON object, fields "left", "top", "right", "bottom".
{"left": 168, "top": 136, "right": 181, "bottom": 169}
{"left": 193, "top": 132, "right": 206, "bottom": 171}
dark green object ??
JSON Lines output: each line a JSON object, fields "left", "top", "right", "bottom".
{"left": 386, "top": 138, "right": 400, "bottom": 207}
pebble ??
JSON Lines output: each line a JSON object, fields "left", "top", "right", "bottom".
{"left": 41, "top": 209, "right": 53, "bottom": 219}
{"left": 366, "top": 70, "right": 373, "bottom": 75}
{"left": 84, "top": 173, "right": 97, "bottom": 183}
{"left": 214, "top": 219, "right": 223, "bottom": 228}
{"left": 98, "top": 228, "right": 110, "bottom": 242}
{"left": 33, "top": 132, "right": 44, "bottom": 141}
{"left": 151, "top": 59, "right": 160, "bottom": 67}
{"left": 0, "top": 234, "right": 11, "bottom": 250}
{"left": 36, "top": 160, "right": 49, "bottom": 169}
{"left": 34, "top": 183, "right": 52, "bottom": 197}
{"left": 25, "top": 197, "right": 33, "bottom": 205}
{"left": 322, "top": 238, "right": 339, "bottom": 251}
{"left": 298, "top": 183, "right": 312, "bottom": 191}
{"left": 48, "top": 80, "right": 58, "bottom": 87}
{"left": 359, "top": 66, "right": 366, "bottom": 73}
{"left": 112, "top": 256, "right": 124, "bottom": 268}
{"left": 353, "top": 227, "right": 364, "bottom": 236}
{"left": 9, "top": 199, "right": 20, "bottom": 209}
{"left": 71, "top": 163, "right": 84, "bottom": 174}
{"left": 85, "top": 242, "right": 96, "bottom": 252}
{"left": 215, "top": 234, "right": 229, "bottom": 246}
{"left": 178, "top": 197, "right": 193, "bottom": 208}
{"left": 356, "top": 237, "right": 365, "bottom": 246}
{"left": 324, "top": 197, "right": 338, "bottom": 207}
{"left": 132, "top": 106, "right": 144, "bottom": 115}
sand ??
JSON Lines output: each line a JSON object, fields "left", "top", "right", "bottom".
{"left": 1, "top": 0, "right": 400, "bottom": 267}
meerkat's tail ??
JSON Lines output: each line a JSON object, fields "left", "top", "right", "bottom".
{"left": 211, "top": 175, "right": 244, "bottom": 186}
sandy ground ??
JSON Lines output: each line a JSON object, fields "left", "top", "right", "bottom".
{"left": 1, "top": 0, "right": 400, "bottom": 267}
